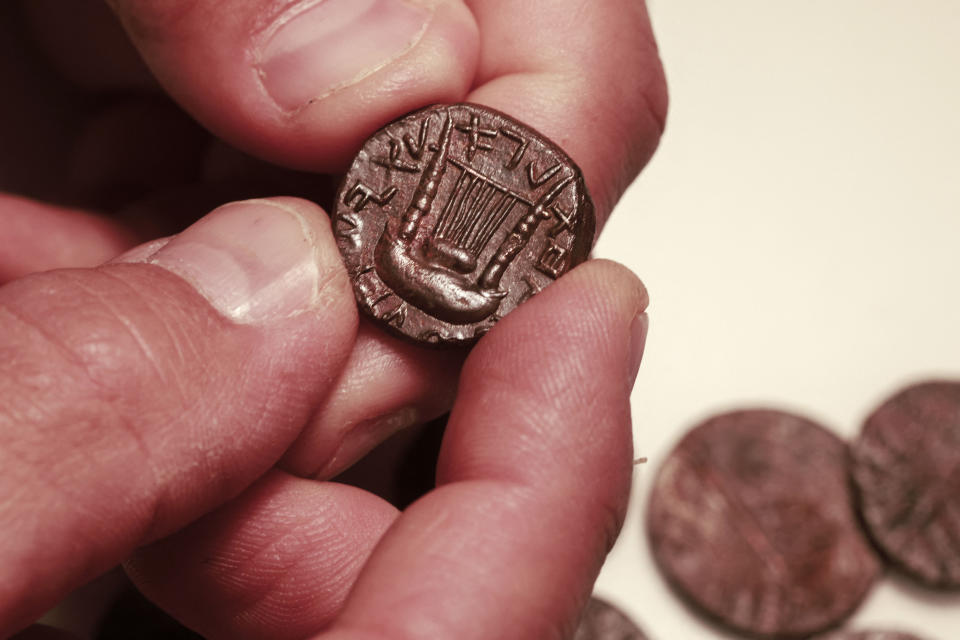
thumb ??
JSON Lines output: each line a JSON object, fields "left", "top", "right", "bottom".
{"left": 0, "top": 198, "right": 357, "bottom": 634}
{"left": 107, "top": 0, "right": 479, "bottom": 170}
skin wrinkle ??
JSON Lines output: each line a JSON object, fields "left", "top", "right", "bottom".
{"left": 225, "top": 527, "right": 325, "bottom": 615}
{"left": 344, "top": 486, "right": 591, "bottom": 640}
{"left": 0, "top": 301, "right": 94, "bottom": 385}
{"left": 159, "top": 486, "right": 369, "bottom": 632}
{"left": 115, "top": 266, "right": 212, "bottom": 372}
{"left": 0, "top": 273, "right": 280, "bottom": 549}
{"left": 0, "top": 297, "right": 162, "bottom": 516}
{"left": 0, "top": 0, "right": 662, "bottom": 626}
{"left": 50, "top": 273, "right": 205, "bottom": 542}
{"left": 79, "top": 269, "right": 186, "bottom": 399}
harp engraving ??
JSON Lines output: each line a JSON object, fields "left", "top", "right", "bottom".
{"left": 373, "top": 109, "right": 572, "bottom": 325}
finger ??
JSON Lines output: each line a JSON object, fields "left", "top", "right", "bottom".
{"left": 107, "top": 0, "right": 480, "bottom": 171}
{"left": 320, "top": 260, "right": 648, "bottom": 640}
{"left": 126, "top": 471, "right": 398, "bottom": 640}
{"left": 281, "top": 320, "right": 464, "bottom": 479}
{"left": 0, "top": 194, "right": 136, "bottom": 283}
{"left": 465, "top": 0, "right": 668, "bottom": 224}
{"left": 0, "top": 197, "right": 357, "bottom": 634}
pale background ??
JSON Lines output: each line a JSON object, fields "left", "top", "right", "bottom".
{"left": 592, "top": 1, "right": 960, "bottom": 638}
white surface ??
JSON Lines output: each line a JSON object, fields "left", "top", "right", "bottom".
{"left": 593, "top": 1, "right": 960, "bottom": 638}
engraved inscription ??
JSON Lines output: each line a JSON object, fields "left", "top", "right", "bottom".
{"left": 373, "top": 138, "right": 420, "bottom": 173}
{"left": 381, "top": 302, "right": 408, "bottom": 329}
{"left": 403, "top": 119, "right": 430, "bottom": 159}
{"left": 334, "top": 103, "right": 596, "bottom": 346}
{"left": 344, "top": 182, "right": 398, "bottom": 212}
{"left": 335, "top": 211, "right": 362, "bottom": 249}
{"left": 527, "top": 160, "right": 562, "bottom": 187}
{"left": 455, "top": 114, "right": 498, "bottom": 160}
{"left": 354, "top": 267, "right": 404, "bottom": 325}
{"left": 535, "top": 240, "right": 569, "bottom": 279}
{"left": 500, "top": 127, "right": 529, "bottom": 169}
{"left": 547, "top": 201, "right": 577, "bottom": 238}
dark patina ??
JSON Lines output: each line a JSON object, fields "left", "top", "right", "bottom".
{"left": 851, "top": 380, "right": 960, "bottom": 589}
{"left": 647, "top": 409, "right": 881, "bottom": 638}
{"left": 334, "top": 103, "right": 594, "bottom": 346}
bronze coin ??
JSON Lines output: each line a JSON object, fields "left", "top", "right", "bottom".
{"left": 647, "top": 409, "right": 881, "bottom": 638}
{"left": 573, "top": 597, "right": 648, "bottom": 640}
{"left": 851, "top": 380, "right": 960, "bottom": 588}
{"left": 811, "top": 631, "right": 928, "bottom": 640}
{"left": 333, "top": 103, "right": 595, "bottom": 346}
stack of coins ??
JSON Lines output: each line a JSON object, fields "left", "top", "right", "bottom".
{"left": 642, "top": 380, "right": 960, "bottom": 639}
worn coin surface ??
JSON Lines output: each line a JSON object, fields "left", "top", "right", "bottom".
{"left": 851, "top": 380, "right": 960, "bottom": 588}
{"left": 811, "top": 631, "right": 927, "bottom": 640}
{"left": 647, "top": 409, "right": 881, "bottom": 638}
{"left": 572, "top": 597, "right": 648, "bottom": 640}
{"left": 334, "top": 103, "right": 595, "bottom": 346}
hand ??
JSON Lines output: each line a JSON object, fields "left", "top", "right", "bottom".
{"left": 1, "top": 0, "right": 665, "bottom": 637}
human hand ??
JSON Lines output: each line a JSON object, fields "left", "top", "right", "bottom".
{"left": 2, "top": 0, "right": 665, "bottom": 637}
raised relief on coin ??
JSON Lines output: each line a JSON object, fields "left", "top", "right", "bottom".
{"left": 335, "top": 103, "right": 595, "bottom": 346}
{"left": 851, "top": 380, "right": 960, "bottom": 589}
{"left": 647, "top": 410, "right": 881, "bottom": 638}
{"left": 572, "top": 597, "right": 649, "bottom": 640}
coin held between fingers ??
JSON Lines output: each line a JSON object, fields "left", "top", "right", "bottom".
{"left": 333, "top": 103, "right": 595, "bottom": 347}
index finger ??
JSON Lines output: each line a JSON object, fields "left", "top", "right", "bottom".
{"left": 465, "top": 0, "right": 667, "bottom": 225}
{"left": 319, "top": 259, "right": 648, "bottom": 640}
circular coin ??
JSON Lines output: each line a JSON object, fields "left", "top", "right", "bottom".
{"left": 850, "top": 380, "right": 960, "bottom": 588}
{"left": 334, "top": 103, "right": 595, "bottom": 346}
{"left": 647, "top": 409, "right": 881, "bottom": 638}
{"left": 811, "top": 631, "right": 927, "bottom": 640}
{"left": 573, "top": 597, "right": 648, "bottom": 640}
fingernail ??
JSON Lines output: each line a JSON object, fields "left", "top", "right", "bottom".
{"left": 629, "top": 313, "right": 649, "bottom": 384}
{"left": 132, "top": 199, "right": 338, "bottom": 323}
{"left": 255, "top": 0, "right": 434, "bottom": 111}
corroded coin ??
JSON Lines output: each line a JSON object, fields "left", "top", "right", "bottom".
{"left": 811, "top": 630, "right": 927, "bottom": 640}
{"left": 647, "top": 409, "right": 881, "bottom": 638}
{"left": 334, "top": 103, "right": 595, "bottom": 346}
{"left": 851, "top": 380, "right": 960, "bottom": 588}
{"left": 573, "top": 597, "right": 648, "bottom": 640}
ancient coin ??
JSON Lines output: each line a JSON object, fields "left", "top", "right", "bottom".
{"left": 572, "top": 597, "right": 648, "bottom": 640}
{"left": 647, "top": 409, "right": 881, "bottom": 638}
{"left": 334, "top": 103, "right": 595, "bottom": 346}
{"left": 811, "top": 630, "right": 928, "bottom": 640}
{"left": 850, "top": 380, "right": 960, "bottom": 588}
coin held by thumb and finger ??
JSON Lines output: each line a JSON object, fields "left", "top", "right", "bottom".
{"left": 333, "top": 103, "right": 595, "bottom": 347}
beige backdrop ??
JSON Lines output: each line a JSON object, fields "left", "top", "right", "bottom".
{"left": 594, "top": 1, "right": 960, "bottom": 638}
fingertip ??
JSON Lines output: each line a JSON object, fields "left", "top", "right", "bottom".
{"left": 471, "top": 259, "right": 648, "bottom": 377}
{"left": 566, "top": 258, "right": 650, "bottom": 317}
{"left": 111, "top": 0, "right": 480, "bottom": 171}
{"left": 123, "top": 196, "right": 354, "bottom": 326}
{"left": 127, "top": 473, "right": 399, "bottom": 640}
{"left": 257, "top": 0, "right": 481, "bottom": 170}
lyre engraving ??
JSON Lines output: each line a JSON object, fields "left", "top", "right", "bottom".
{"left": 334, "top": 103, "right": 595, "bottom": 346}
{"left": 373, "top": 109, "right": 572, "bottom": 325}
